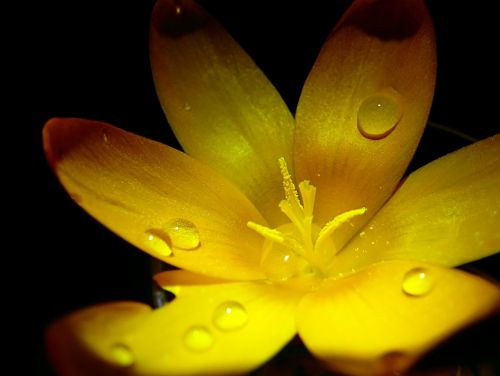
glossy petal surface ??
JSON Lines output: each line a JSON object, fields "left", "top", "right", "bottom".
{"left": 294, "top": 0, "right": 436, "bottom": 247}
{"left": 46, "top": 302, "right": 152, "bottom": 376}
{"left": 332, "top": 134, "right": 500, "bottom": 274}
{"left": 48, "top": 274, "right": 302, "bottom": 375}
{"left": 150, "top": 0, "right": 294, "bottom": 225}
{"left": 43, "top": 118, "right": 266, "bottom": 280}
{"left": 298, "top": 260, "right": 500, "bottom": 376}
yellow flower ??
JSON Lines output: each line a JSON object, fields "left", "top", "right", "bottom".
{"left": 43, "top": 0, "right": 500, "bottom": 375}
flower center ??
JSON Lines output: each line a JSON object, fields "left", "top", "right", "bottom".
{"left": 248, "top": 158, "right": 366, "bottom": 282}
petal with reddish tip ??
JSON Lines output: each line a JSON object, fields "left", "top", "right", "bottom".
{"left": 48, "top": 278, "right": 302, "bottom": 375}
{"left": 298, "top": 260, "right": 500, "bottom": 376}
{"left": 150, "top": 0, "right": 294, "bottom": 225}
{"left": 332, "top": 134, "right": 500, "bottom": 275}
{"left": 294, "top": 0, "right": 436, "bottom": 246}
{"left": 43, "top": 118, "right": 266, "bottom": 280}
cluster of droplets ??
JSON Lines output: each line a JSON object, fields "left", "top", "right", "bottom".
{"left": 144, "top": 218, "right": 200, "bottom": 257}
{"left": 109, "top": 301, "right": 249, "bottom": 366}
{"left": 183, "top": 301, "right": 249, "bottom": 352}
{"left": 107, "top": 267, "right": 434, "bottom": 367}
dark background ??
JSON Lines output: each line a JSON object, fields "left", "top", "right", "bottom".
{"left": 13, "top": 1, "right": 499, "bottom": 374}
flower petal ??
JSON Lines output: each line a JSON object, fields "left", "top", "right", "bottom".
{"left": 47, "top": 276, "right": 302, "bottom": 375}
{"left": 46, "top": 302, "right": 152, "bottom": 376}
{"left": 297, "top": 260, "right": 500, "bottom": 376}
{"left": 150, "top": 0, "right": 295, "bottom": 225}
{"left": 43, "top": 118, "right": 266, "bottom": 280}
{"left": 294, "top": 0, "right": 436, "bottom": 244}
{"left": 332, "top": 134, "right": 500, "bottom": 275}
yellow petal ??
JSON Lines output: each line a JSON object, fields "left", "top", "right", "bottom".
{"left": 150, "top": 0, "right": 294, "bottom": 226}
{"left": 332, "top": 134, "right": 500, "bottom": 275}
{"left": 297, "top": 260, "right": 500, "bottom": 376}
{"left": 294, "top": 0, "right": 436, "bottom": 246}
{"left": 43, "top": 118, "right": 266, "bottom": 280}
{"left": 46, "top": 302, "right": 152, "bottom": 376}
{"left": 48, "top": 277, "right": 302, "bottom": 375}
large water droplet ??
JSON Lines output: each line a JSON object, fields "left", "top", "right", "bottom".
{"left": 110, "top": 343, "right": 134, "bottom": 367}
{"left": 213, "top": 301, "right": 248, "bottom": 331}
{"left": 184, "top": 326, "right": 213, "bottom": 352}
{"left": 144, "top": 230, "right": 173, "bottom": 257}
{"left": 357, "top": 90, "right": 403, "bottom": 139}
{"left": 402, "top": 267, "right": 433, "bottom": 296}
{"left": 259, "top": 224, "right": 310, "bottom": 281}
{"left": 260, "top": 246, "right": 303, "bottom": 281}
{"left": 165, "top": 218, "right": 200, "bottom": 250}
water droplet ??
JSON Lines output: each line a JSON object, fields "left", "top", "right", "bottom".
{"left": 260, "top": 241, "right": 308, "bottom": 281}
{"left": 184, "top": 326, "right": 213, "bottom": 352}
{"left": 359, "top": 231, "right": 366, "bottom": 238}
{"left": 402, "top": 267, "right": 433, "bottom": 296}
{"left": 183, "top": 102, "right": 191, "bottom": 111}
{"left": 213, "top": 301, "right": 248, "bottom": 331}
{"left": 110, "top": 343, "right": 134, "bottom": 367}
{"left": 357, "top": 90, "right": 403, "bottom": 139}
{"left": 144, "top": 230, "right": 172, "bottom": 257}
{"left": 165, "top": 218, "right": 200, "bottom": 250}
{"left": 102, "top": 130, "right": 109, "bottom": 143}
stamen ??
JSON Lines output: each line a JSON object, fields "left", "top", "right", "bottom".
{"left": 278, "top": 157, "right": 303, "bottom": 215}
{"left": 247, "top": 221, "right": 303, "bottom": 255}
{"left": 315, "top": 207, "right": 367, "bottom": 254}
{"left": 248, "top": 157, "right": 368, "bottom": 279}
{"left": 279, "top": 200, "right": 304, "bottom": 230}
{"left": 298, "top": 181, "right": 316, "bottom": 218}
{"left": 247, "top": 221, "right": 285, "bottom": 243}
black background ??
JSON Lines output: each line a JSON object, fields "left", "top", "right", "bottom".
{"left": 12, "top": 1, "right": 500, "bottom": 374}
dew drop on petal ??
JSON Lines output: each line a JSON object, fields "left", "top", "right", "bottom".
{"left": 165, "top": 218, "right": 200, "bottom": 250}
{"left": 357, "top": 90, "right": 403, "bottom": 139}
{"left": 144, "top": 230, "right": 173, "bottom": 257}
{"left": 184, "top": 102, "right": 191, "bottom": 111}
{"left": 213, "top": 301, "right": 248, "bottom": 331}
{"left": 402, "top": 267, "right": 433, "bottom": 296}
{"left": 184, "top": 326, "right": 214, "bottom": 352}
{"left": 110, "top": 343, "right": 134, "bottom": 367}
